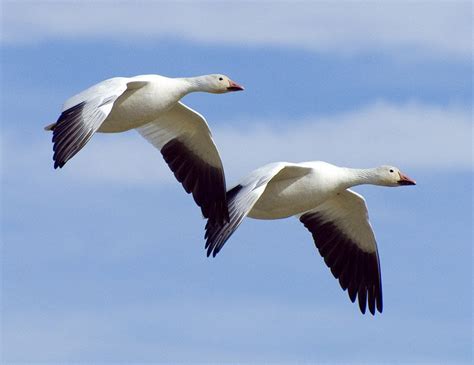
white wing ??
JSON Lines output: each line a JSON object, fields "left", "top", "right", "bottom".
{"left": 299, "top": 189, "right": 383, "bottom": 315}
{"left": 205, "top": 163, "right": 313, "bottom": 257}
{"left": 49, "top": 78, "right": 147, "bottom": 169}
{"left": 137, "top": 102, "right": 228, "bottom": 226}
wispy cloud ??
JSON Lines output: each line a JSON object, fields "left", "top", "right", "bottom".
{"left": 3, "top": 101, "right": 471, "bottom": 188}
{"left": 2, "top": 1, "right": 471, "bottom": 58}
{"left": 216, "top": 101, "right": 473, "bottom": 182}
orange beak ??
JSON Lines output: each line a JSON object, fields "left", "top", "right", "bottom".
{"left": 398, "top": 172, "right": 416, "bottom": 185}
{"left": 227, "top": 80, "right": 244, "bottom": 91}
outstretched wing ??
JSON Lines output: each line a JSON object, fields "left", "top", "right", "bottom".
{"left": 205, "top": 163, "right": 312, "bottom": 257}
{"left": 137, "top": 102, "right": 228, "bottom": 226}
{"left": 299, "top": 189, "right": 383, "bottom": 315}
{"left": 49, "top": 78, "right": 147, "bottom": 169}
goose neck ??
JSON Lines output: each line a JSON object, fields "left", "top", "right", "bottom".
{"left": 339, "top": 167, "right": 380, "bottom": 189}
{"left": 179, "top": 76, "right": 209, "bottom": 93}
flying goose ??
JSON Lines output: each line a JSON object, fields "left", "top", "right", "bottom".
{"left": 204, "top": 161, "right": 416, "bottom": 314}
{"left": 44, "top": 74, "right": 244, "bottom": 225}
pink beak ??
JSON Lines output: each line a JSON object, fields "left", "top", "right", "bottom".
{"left": 227, "top": 80, "right": 244, "bottom": 91}
{"left": 398, "top": 172, "right": 416, "bottom": 186}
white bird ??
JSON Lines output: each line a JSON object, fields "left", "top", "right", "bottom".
{"left": 204, "top": 161, "right": 416, "bottom": 315}
{"left": 44, "top": 74, "right": 244, "bottom": 225}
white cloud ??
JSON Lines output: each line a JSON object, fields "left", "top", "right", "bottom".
{"left": 215, "top": 101, "right": 473, "bottom": 183}
{"left": 2, "top": 129, "right": 175, "bottom": 187}
{"left": 3, "top": 101, "right": 471, "bottom": 188}
{"left": 60, "top": 132, "right": 175, "bottom": 185}
{"left": 2, "top": 1, "right": 471, "bottom": 58}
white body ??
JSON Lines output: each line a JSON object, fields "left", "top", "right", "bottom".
{"left": 98, "top": 76, "right": 187, "bottom": 132}
{"left": 248, "top": 161, "right": 347, "bottom": 219}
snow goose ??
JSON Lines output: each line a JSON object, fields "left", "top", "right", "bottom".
{"left": 44, "top": 74, "right": 244, "bottom": 225}
{"left": 204, "top": 161, "right": 416, "bottom": 315}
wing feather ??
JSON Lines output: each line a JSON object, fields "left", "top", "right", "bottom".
{"left": 299, "top": 189, "right": 383, "bottom": 315}
{"left": 137, "top": 102, "right": 228, "bottom": 226}
{"left": 50, "top": 79, "right": 147, "bottom": 168}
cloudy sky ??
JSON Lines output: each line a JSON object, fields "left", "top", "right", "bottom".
{"left": 1, "top": 1, "right": 472, "bottom": 363}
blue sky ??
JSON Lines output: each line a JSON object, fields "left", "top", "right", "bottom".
{"left": 1, "top": 1, "right": 472, "bottom": 363}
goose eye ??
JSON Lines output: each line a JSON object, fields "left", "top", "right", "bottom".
{"left": 219, "top": 77, "right": 223, "bottom": 81}
{"left": 389, "top": 169, "right": 394, "bottom": 173}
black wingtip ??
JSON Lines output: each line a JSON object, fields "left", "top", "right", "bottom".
{"left": 358, "top": 298, "right": 367, "bottom": 314}
{"left": 203, "top": 184, "right": 245, "bottom": 258}
{"left": 212, "top": 243, "right": 223, "bottom": 257}
{"left": 300, "top": 212, "right": 384, "bottom": 316}
{"left": 50, "top": 102, "right": 94, "bottom": 169}
{"left": 54, "top": 160, "right": 65, "bottom": 169}
{"left": 161, "top": 138, "right": 229, "bottom": 227}
{"left": 377, "top": 292, "right": 383, "bottom": 313}
{"left": 369, "top": 306, "right": 376, "bottom": 316}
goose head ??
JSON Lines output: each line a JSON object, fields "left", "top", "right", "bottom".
{"left": 373, "top": 165, "right": 416, "bottom": 187}
{"left": 202, "top": 74, "right": 244, "bottom": 94}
